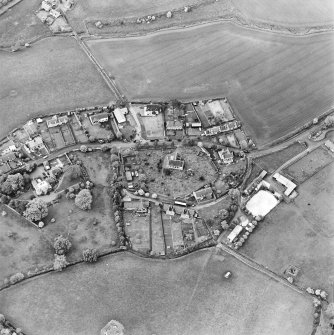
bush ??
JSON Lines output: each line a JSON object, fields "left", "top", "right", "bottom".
{"left": 53, "top": 254, "right": 68, "bottom": 271}
{"left": 54, "top": 235, "right": 72, "bottom": 255}
{"left": 23, "top": 198, "right": 48, "bottom": 222}
{"left": 9, "top": 272, "right": 24, "bottom": 284}
{"left": 82, "top": 248, "right": 98, "bottom": 263}
{"left": 75, "top": 189, "right": 93, "bottom": 210}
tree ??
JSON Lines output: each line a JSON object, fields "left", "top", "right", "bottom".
{"left": 199, "top": 176, "right": 205, "bottom": 181}
{"left": 51, "top": 167, "right": 62, "bottom": 178}
{"left": 324, "top": 115, "right": 334, "bottom": 128}
{"left": 1, "top": 173, "right": 24, "bottom": 195}
{"left": 23, "top": 198, "right": 48, "bottom": 222}
{"left": 325, "top": 303, "right": 334, "bottom": 319}
{"left": 68, "top": 164, "right": 82, "bottom": 180}
{"left": 54, "top": 235, "right": 72, "bottom": 255}
{"left": 8, "top": 199, "right": 28, "bottom": 215}
{"left": 89, "top": 135, "right": 96, "bottom": 142}
{"left": 80, "top": 145, "right": 88, "bottom": 152}
{"left": 53, "top": 254, "right": 68, "bottom": 271}
{"left": 110, "top": 154, "right": 119, "bottom": 163}
{"left": 75, "top": 189, "right": 93, "bottom": 210}
{"left": 82, "top": 248, "right": 98, "bottom": 263}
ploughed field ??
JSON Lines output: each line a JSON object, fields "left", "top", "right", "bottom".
{"left": 232, "top": 0, "right": 334, "bottom": 26}
{"left": 0, "top": 250, "right": 313, "bottom": 335}
{"left": 0, "top": 36, "right": 114, "bottom": 139}
{"left": 86, "top": 22, "right": 334, "bottom": 146}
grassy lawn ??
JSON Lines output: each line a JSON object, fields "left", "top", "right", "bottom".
{"left": 241, "top": 162, "right": 334, "bottom": 292}
{"left": 86, "top": 22, "right": 334, "bottom": 146}
{"left": 0, "top": 0, "right": 50, "bottom": 47}
{"left": 0, "top": 250, "right": 313, "bottom": 335}
{"left": 283, "top": 146, "right": 334, "bottom": 183}
{"left": 254, "top": 142, "right": 306, "bottom": 173}
{"left": 0, "top": 36, "right": 114, "bottom": 139}
{"left": 134, "top": 147, "right": 216, "bottom": 198}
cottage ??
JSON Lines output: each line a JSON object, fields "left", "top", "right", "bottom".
{"left": 90, "top": 113, "right": 109, "bottom": 125}
{"left": 193, "top": 187, "right": 213, "bottom": 202}
{"left": 113, "top": 108, "right": 127, "bottom": 124}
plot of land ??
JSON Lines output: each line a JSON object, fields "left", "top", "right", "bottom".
{"left": 0, "top": 36, "right": 114, "bottom": 139}
{"left": 242, "top": 163, "right": 334, "bottom": 292}
{"left": 151, "top": 204, "right": 165, "bottom": 255}
{"left": 232, "top": 0, "right": 334, "bottom": 26}
{"left": 86, "top": 22, "right": 334, "bottom": 145}
{"left": 254, "top": 142, "right": 306, "bottom": 173}
{"left": 283, "top": 146, "right": 334, "bottom": 183}
{"left": 139, "top": 114, "right": 165, "bottom": 139}
{"left": 0, "top": 250, "right": 313, "bottom": 335}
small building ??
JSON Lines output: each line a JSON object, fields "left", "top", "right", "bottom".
{"left": 193, "top": 187, "right": 213, "bottom": 202}
{"left": 32, "top": 179, "right": 51, "bottom": 196}
{"left": 113, "top": 108, "right": 127, "bottom": 124}
{"left": 140, "top": 104, "right": 162, "bottom": 116}
{"left": 218, "top": 148, "right": 233, "bottom": 164}
{"left": 227, "top": 225, "right": 243, "bottom": 243}
{"left": 163, "top": 204, "right": 175, "bottom": 216}
{"left": 50, "top": 9, "right": 61, "bottom": 18}
{"left": 125, "top": 171, "right": 133, "bottom": 181}
{"left": 2, "top": 141, "right": 17, "bottom": 155}
{"left": 26, "top": 136, "right": 46, "bottom": 152}
{"left": 90, "top": 113, "right": 109, "bottom": 125}
{"left": 23, "top": 120, "right": 38, "bottom": 136}
{"left": 164, "top": 153, "right": 184, "bottom": 171}
{"left": 273, "top": 173, "right": 296, "bottom": 197}
{"left": 46, "top": 115, "right": 68, "bottom": 128}
{"left": 100, "top": 320, "right": 125, "bottom": 335}
{"left": 203, "top": 126, "right": 221, "bottom": 136}
{"left": 123, "top": 199, "right": 148, "bottom": 213}
{"left": 41, "top": 1, "right": 52, "bottom": 11}
{"left": 325, "top": 140, "right": 334, "bottom": 153}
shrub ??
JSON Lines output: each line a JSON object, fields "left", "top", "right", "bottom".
{"left": 0, "top": 314, "right": 5, "bottom": 325}
{"left": 75, "top": 189, "right": 93, "bottom": 210}
{"left": 82, "top": 248, "right": 98, "bottom": 263}
{"left": 23, "top": 198, "right": 48, "bottom": 222}
{"left": 54, "top": 235, "right": 72, "bottom": 255}
{"left": 53, "top": 254, "right": 68, "bottom": 271}
{"left": 9, "top": 272, "right": 24, "bottom": 284}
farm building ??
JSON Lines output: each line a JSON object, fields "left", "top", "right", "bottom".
{"left": 113, "top": 108, "right": 127, "bottom": 124}
{"left": 90, "top": 113, "right": 109, "bottom": 124}
{"left": 227, "top": 225, "right": 243, "bottom": 243}
{"left": 325, "top": 140, "right": 334, "bottom": 153}
{"left": 273, "top": 173, "right": 296, "bottom": 197}
{"left": 193, "top": 187, "right": 213, "bottom": 202}
{"left": 246, "top": 190, "right": 280, "bottom": 217}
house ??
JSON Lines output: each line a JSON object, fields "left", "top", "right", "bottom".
{"left": 203, "top": 126, "right": 221, "bottom": 136}
{"left": 218, "top": 148, "right": 233, "bottom": 164}
{"left": 41, "top": 1, "right": 51, "bottom": 11}
{"left": 273, "top": 173, "right": 296, "bottom": 197}
{"left": 46, "top": 115, "right": 68, "bottom": 128}
{"left": 140, "top": 104, "right": 162, "bottom": 116}
{"left": 2, "top": 140, "right": 17, "bottom": 155}
{"left": 164, "top": 153, "right": 184, "bottom": 171}
{"left": 166, "top": 120, "right": 183, "bottom": 130}
{"left": 193, "top": 187, "right": 213, "bottom": 202}
{"left": 125, "top": 171, "right": 133, "bottom": 181}
{"left": 163, "top": 204, "right": 175, "bottom": 216}
{"left": 32, "top": 179, "right": 51, "bottom": 196}
{"left": 26, "top": 136, "right": 45, "bottom": 152}
{"left": 90, "top": 113, "right": 109, "bottom": 125}
{"left": 50, "top": 9, "right": 61, "bottom": 18}
{"left": 325, "top": 140, "right": 334, "bottom": 153}
{"left": 23, "top": 120, "right": 38, "bottom": 137}
{"left": 227, "top": 225, "right": 243, "bottom": 243}
{"left": 123, "top": 199, "right": 148, "bottom": 213}
{"left": 113, "top": 108, "right": 127, "bottom": 124}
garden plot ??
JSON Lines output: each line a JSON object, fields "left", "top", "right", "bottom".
{"left": 70, "top": 115, "right": 88, "bottom": 143}
{"left": 49, "top": 127, "right": 65, "bottom": 150}
{"left": 283, "top": 146, "right": 334, "bottom": 183}
{"left": 60, "top": 124, "right": 76, "bottom": 146}
{"left": 151, "top": 204, "right": 165, "bottom": 255}
{"left": 124, "top": 211, "right": 150, "bottom": 252}
{"left": 194, "top": 219, "right": 211, "bottom": 243}
{"left": 139, "top": 113, "right": 165, "bottom": 139}
{"left": 81, "top": 116, "right": 114, "bottom": 140}
{"left": 162, "top": 213, "right": 173, "bottom": 254}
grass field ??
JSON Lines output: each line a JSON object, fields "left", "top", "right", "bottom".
{"left": 0, "top": 250, "right": 313, "bottom": 335}
{"left": 283, "top": 146, "right": 334, "bottom": 183}
{"left": 232, "top": 0, "right": 334, "bottom": 26}
{"left": 0, "top": 36, "right": 114, "bottom": 139}
{"left": 0, "top": 0, "right": 50, "bottom": 47}
{"left": 86, "top": 22, "right": 334, "bottom": 146}
{"left": 254, "top": 142, "right": 306, "bottom": 173}
{"left": 242, "top": 162, "right": 334, "bottom": 292}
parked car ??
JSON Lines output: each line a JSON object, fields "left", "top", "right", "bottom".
{"left": 224, "top": 271, "right": 232, "bottom": 279}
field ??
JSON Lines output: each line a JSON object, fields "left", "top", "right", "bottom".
{"left": 232, "top": 0, "right": 334, "bottom": 26}
{"left": 241, "top": 162, "right": 334, "bottom": 292}
{"left": 0, "top": 250, "right": 313, "bottom": 335}
{"left": 0, "top": 0, "right": 50, "bottom": 47}
{"left": 283, "top": 146, "right": 334, "bottom": 183}
{"left": 86, "top": 22, "right": 334, "bottom": 146}
{"left": 0, "top": 36, "right": 114, "bottom": 139}
{"left": 254, "top": 142, "right": 306, "bottom": 173}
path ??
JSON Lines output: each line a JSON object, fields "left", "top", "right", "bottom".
{"left": 216, "top": 243, "right": 308, "bottom": 296}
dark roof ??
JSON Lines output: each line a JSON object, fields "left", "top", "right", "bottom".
{"left": 146, "top": 104, "right": 162, "bottom": 112}
{"left": 168, "top": 160, "right": 184, "bottom": 168}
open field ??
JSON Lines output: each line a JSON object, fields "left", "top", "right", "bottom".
{"left": 86, "top": 22, "right": 334, "bottom": 146}
{"left": 242, "top": 162, "right": 334, "bottom": 292}
{"left": 283, "top": 146, "right": 334, "bottom": 183}
{"left": 232, "top": 0, "right": 334, "bottom": 26}
{"left": 0, "top": 36, "right": 114, "bottom": 139}
{"left": 254, "top": 142, "right": 306, "bottom": 173}
{"left": 0, "top": 250, "right": 313, "bottom": 335}
{"left": 0, "top": 0, "right": 50, "bottom": 47}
